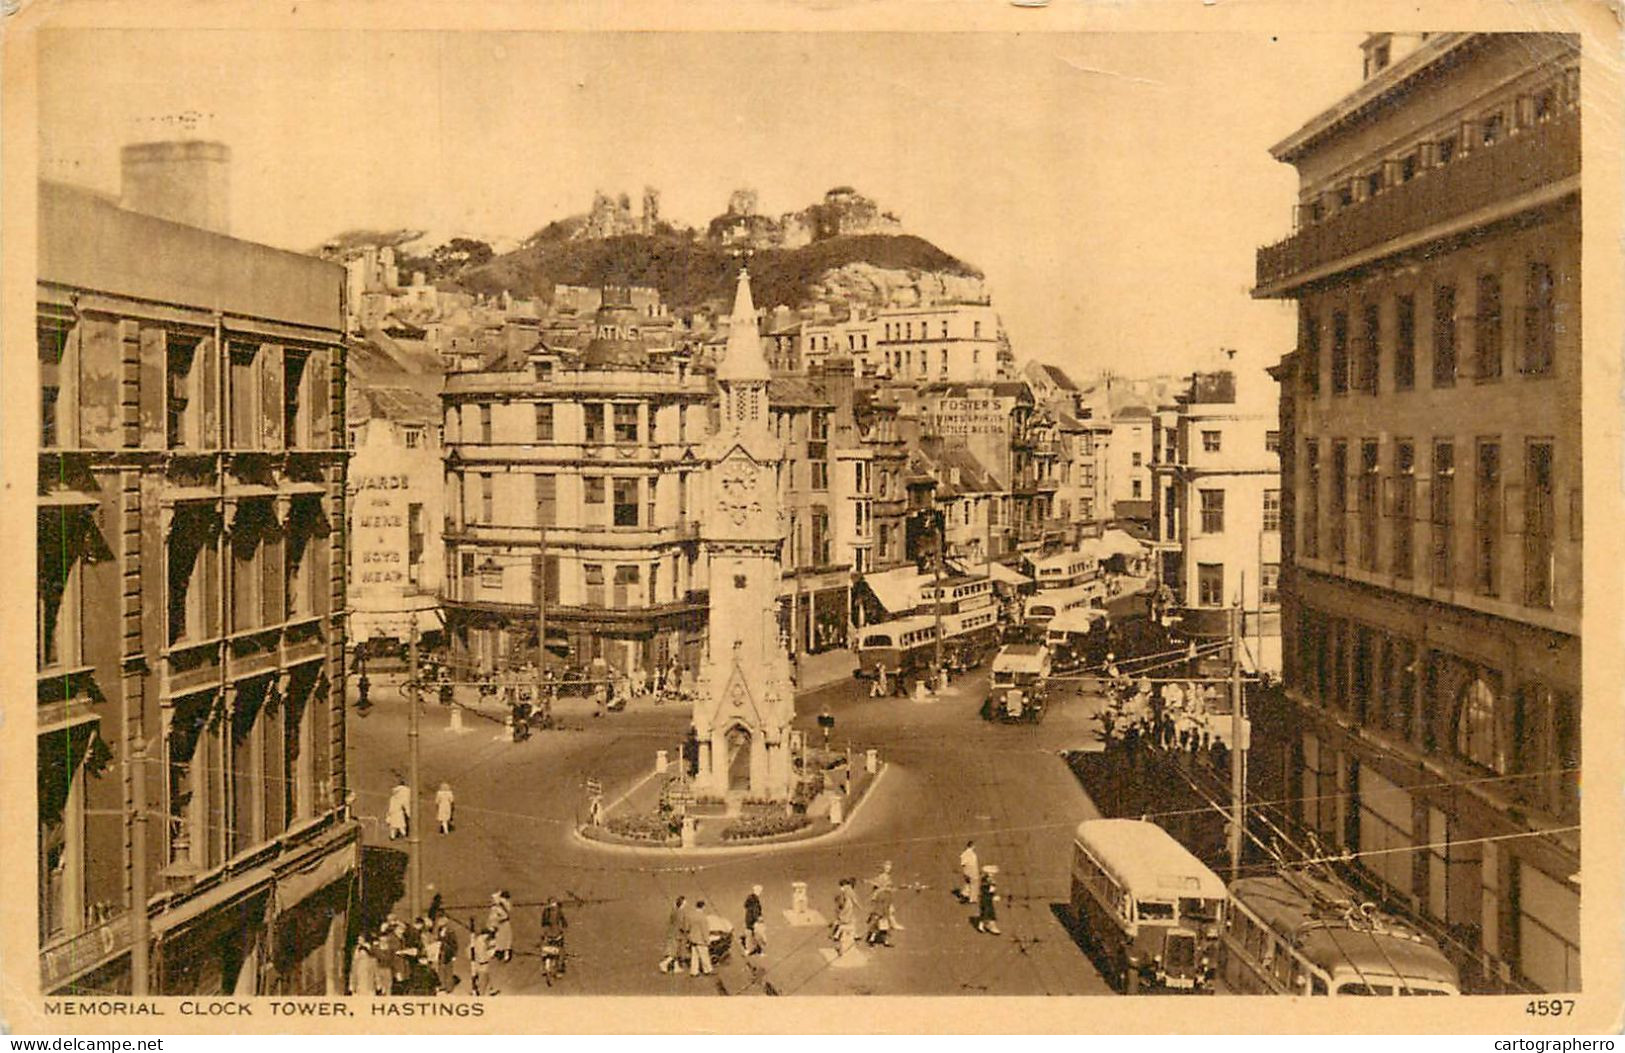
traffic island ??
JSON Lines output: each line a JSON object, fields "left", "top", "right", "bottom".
{"left": 578, "top": 747, "right": 886, "bottom": 850}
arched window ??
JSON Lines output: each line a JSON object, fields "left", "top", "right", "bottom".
{"left": 1456, "top": 676, "right": 1506, "bottom": 772}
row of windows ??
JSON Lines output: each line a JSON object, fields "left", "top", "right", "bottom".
{"left": 1155, "top": 428, "right": 1281, "bottom": 464}
{"left": 1301, "top": 261, "right": 1561, "bottom": 398}
{"left": 459, "top": 551, "right": 671, "bottom": 609}
{"left": 1192, "top": 488, "right": 1281, "bottom": 536}
{"left": 455, "top": 401, "right": 698, "bottom": 446}
{"left": 1291, "top": 611, "right": 1577, "bottom": 822}
{"left": 1300, "top": 435, "right": 1564, "bottom": 610}
{"left": 40, "top": 324, "right": 331, "bottom": 453}
{"left": 881, "top": 319, "right": 985, "bottom": 342}
{"left": 1298, "top": 72, "right": 1574, "bottom": 225}
{"left": 1193, "top": 561, "right": 1279, "bottom": 608}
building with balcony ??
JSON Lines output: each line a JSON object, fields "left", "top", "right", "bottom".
{"left": 440, "top": 288, "right": 713, "bottom": 680}
{"left": 854, "top": 388, "right": 912, "bottom": 571}
{"left": 36, "top": 151, "right": 355, "bottom": 995}
{"left": 1148, "top": 367, "right": 1282, "bottom": 672}
{"left": 1257, "top": 32, "right": 1580, "bottom": 992}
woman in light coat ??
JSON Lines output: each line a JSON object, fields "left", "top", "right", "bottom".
{"left": 349, "top": 936, "right": 376, "bottom": 996}
{"left": 434, "top": 782, "right": 455, "bottom": 835}
{"left": 386, "top": 781, "right": 411, "bottom": 840}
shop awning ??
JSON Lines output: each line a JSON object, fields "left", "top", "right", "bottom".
{"left": 37, "top": 491, "right": 101, "bottom": 508}
{"left": 985, "top": 563, "right": 1033, "bottom": 587}
{"left": 860, "top": 566, "right": 931, "bottom": 616}
{"left": 275, "top": 840, "right": 358, "bottom": 915}
{"left": 1101, "top": 529, "right": 1147, "bottom": 557}
{"left": 149, "top": 867, "right": 275, "bottom": 936}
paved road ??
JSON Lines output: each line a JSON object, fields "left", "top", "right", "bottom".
{"left": 348, "top": 668, "right": 1118, "bottom": 996}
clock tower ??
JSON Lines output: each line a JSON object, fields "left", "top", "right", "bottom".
{"left": 691, "top": 268, "right": 795, "bottom": 799}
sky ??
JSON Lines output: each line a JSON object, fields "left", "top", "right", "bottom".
{"left": 37, "top": 29, "right": 1366, "bottom": 380}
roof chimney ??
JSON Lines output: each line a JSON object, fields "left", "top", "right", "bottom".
{"left": 119, "top": 140, "right": 231, "bottom": 234}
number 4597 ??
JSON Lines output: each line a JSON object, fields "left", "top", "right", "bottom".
{"left": 1526, "top": 999, "right": 1576, "bottom": 1016}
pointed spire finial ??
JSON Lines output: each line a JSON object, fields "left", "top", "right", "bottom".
{"left": 718, "top": 264, "right": 769, "bottom": 382}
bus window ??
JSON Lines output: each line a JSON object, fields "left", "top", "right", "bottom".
{"left": 1337, "top": 983, "right": 1394, "bottom": 996}
{"left": 1311, "top": 976, "right": 1328, "bottom": 996}
{"left": 1179, "top": 898, "right": 1220, "bottom": 923}
{"left": 1136, "top": 900, "right": 1175, "bottom": 921}
{"left": 862, "top": 634, "right": 893, "bottom": 649}
{"left": 1271, "top": 942, "right": 1293, "bottom": 986}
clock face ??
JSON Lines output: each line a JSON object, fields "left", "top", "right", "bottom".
{"left": 717, "top": 458, "right": 761, "bottom": 526}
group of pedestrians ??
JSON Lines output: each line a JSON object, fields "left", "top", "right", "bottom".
{"left": 828, "top": 862, "right": 903, "bottom": 956}
{"left": 383, "top": 778, "right": 458, "bottom": 839}
{"left": 1095, "top": 672, "right": 1230, "bottom": 770}
{"left": 349, "top": 914, "right": 460, "bottom": 996}
{"left": 957, "top": 840, "right": 1002, "bottom": 935}
{"left": 658, "top": 895, "right": 723, "bottom": 976}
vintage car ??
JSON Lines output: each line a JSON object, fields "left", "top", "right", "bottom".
{"left": 981, "top": 643, "right": 1053, "bottom": 723}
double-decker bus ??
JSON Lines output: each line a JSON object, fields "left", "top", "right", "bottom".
{"left": 1069, "top": 819, "right": 1226, "bottom": 993}
{"left": 1024, "top": 583, "right": 1105, "bottom": 632}
{"left": 1222, "top": 874, "right": 1460, "bottom": 996}
{"left": 1027, "top": 549, "right": 1103, "bottom": 591}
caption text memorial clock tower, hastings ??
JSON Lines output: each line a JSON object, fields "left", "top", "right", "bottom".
{"left": 690, "top": 267, "right": 796, "bottom": 799}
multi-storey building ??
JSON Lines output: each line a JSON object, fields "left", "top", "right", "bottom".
{"left": 866, "top": 303, "right": 1007, "bottom": 383}
{"left": 36, "top": 148, "right": 355, "bottom": 995}
{"left": 346, "top": 382, "right": 444, "bottom": 652}
{"left": 440, "top": 289, "right": 712, "bottom": 680}
{"left": 906, "top": 440, "right": 1000, "bottom": 565}
{"left": 1256, "top": 33, "right": 1580, "bottom": 992}
{"left": 1148, "top": 368, "right": 1283, "bottom": 672}
{"left": 855, "top": 388, "right": 911, "bottom": 570}
{"left": 769, "top": 365, "right": 853, "bottom": 658}
{"left": 1053, "top": 407, "right": 1112, "bottom": 525}
{"left": 1106, "top": 405, "right": 1153, "bottom": 520}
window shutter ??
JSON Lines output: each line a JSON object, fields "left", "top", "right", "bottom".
{"left": 1414, "top": 477, "right": 1432, "bottom": 522}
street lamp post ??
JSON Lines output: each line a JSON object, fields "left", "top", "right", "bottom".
{"left": 406, "top": 614, "right": 423, "bottom": 920}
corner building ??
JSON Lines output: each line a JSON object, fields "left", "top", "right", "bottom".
{"left": 441, "top": 290, "right": 711, "bottom": 678}
{"left": 1256, "top": 33, "right": 1580, "bottom": 992}
{"left": 37, "top": 169, "right": 355, "bottom": 995}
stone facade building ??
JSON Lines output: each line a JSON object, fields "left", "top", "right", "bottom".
{"left": 1256, "top": 32, "right": 1580, "bottom": 992}
{"left": 440, "top": 288, "right": 712, "bottom": 680}
{"left": 36, "top": 153, "right": 355, "bottom": 995}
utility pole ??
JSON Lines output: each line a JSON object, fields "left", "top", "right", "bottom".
{"left": 129, "top": 734, "right": 150, "bottom": 994}
{"left": 407, "top": 614, "right": 423, "bottom": 919}
{"left": 536, "top": 525, "right": 549, "bottom": 723}
{"left": 932, "top": 510, "right": 946, "bottom": 692}
{"left": 1228, "top": 585, "right": 1245, "bottom": 883}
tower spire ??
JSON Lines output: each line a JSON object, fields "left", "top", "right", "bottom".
{"left": 717, "top": 266, "right": 770, "bottom": 382}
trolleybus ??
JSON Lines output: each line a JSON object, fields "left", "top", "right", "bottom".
{"left": 1069, "top": 819, "right": 1226, "bottom": 993}
{"left": 1222, "top": 873, "right": 1460, "bottom": 996}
